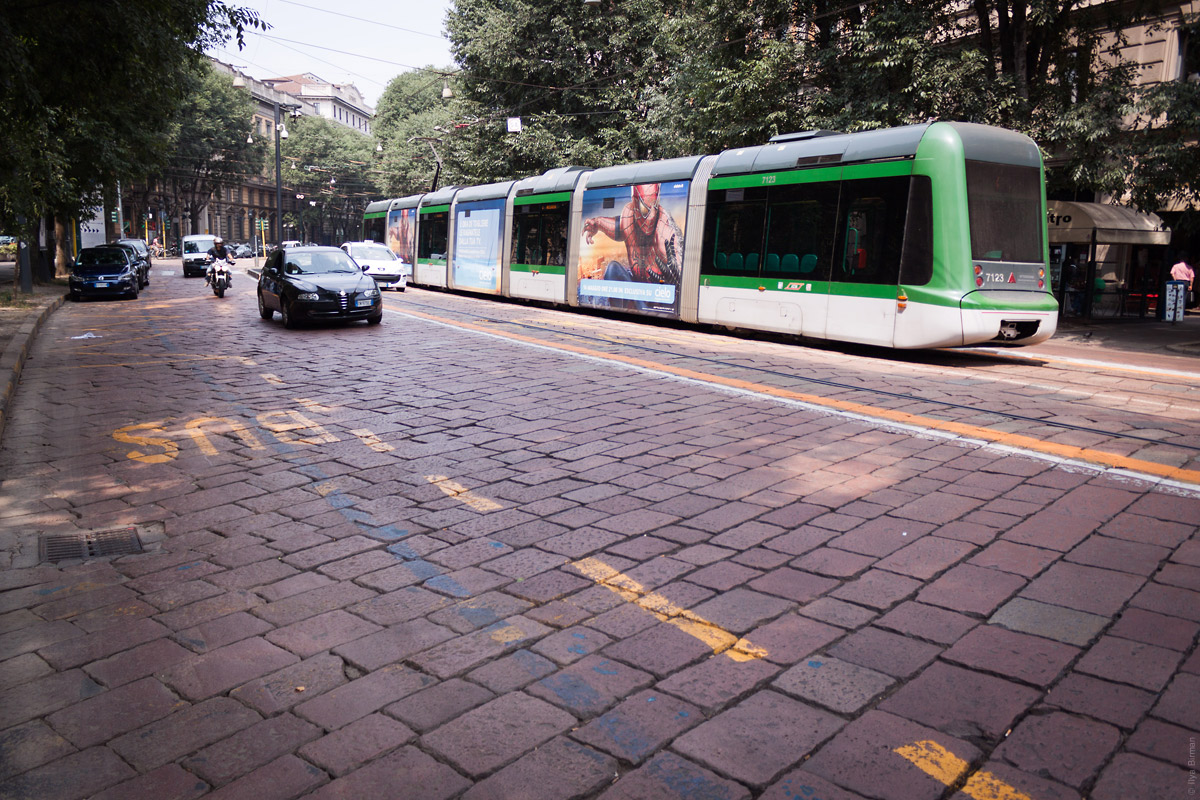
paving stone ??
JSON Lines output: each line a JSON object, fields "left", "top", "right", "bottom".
{"left": 159, "top": 636, "right": 298, "bottom": 701}
{"left": 602, "top": 620, "right": 718, "bottom": 678}
{"left": 1020, "top": 562, "right": 1145, "bottom": 616}
{"left": 0, "top": 651, "right": 52, "bottom": 692}
{"left": 428, "top": 591, "right": 533, "bottom": 634}
{"left": 110, "top": 696, "right": 261, "bottom": 771}
{"left": 1074, "top": 635, "right": 1182, "bottom": 692}
{"left": 256, "top": 582, "right": 378, "bottom": 627}
{"left": 89, "top": 764, "right": 210, "bottom": 800}
{"left": 740, "top": 612, "right": 844, "bottom": 667}
{"left": 942, "top": 624, "right": 1079, "bottom": 687}
{"left": 773, "top": 656, "right": 895, "bottom": 714}
{"left": 798, "top": 597, "right": 878, "bottom": 629}
{"left": 36, "top": 616, "right": 169, "bottom": 670}
{"left": 571, "top": 688, "right": 702, "bottom": 765}
{"left": 585, "top": 603, "right": 662, "bottom": 639}
{"left": 949, "top": 760, "right": 1082, "bottom": 800}
{"left": 527, "top": 655, "right": 654, "bottom": 718}
{"left": 827, "top": 627, "right": 941, "bottom": 678}
{"left": 424, "top": 691, "right": 576, "bottom": 777}
{"left": 748, "top": 567, "right": 839, "bottom": 604}
{"left": 205, "top": 559, "right": 298, "bottom": 591}
{"left": 968, "top": 540, "right": 1059, "bottom": 577}
{"left": 410, "top": 616, "right": 551, "bottom": 679}
{"left": 305, "top": 745, "right": 469, "bottom": 800}
{"left": 830, "top": 569, "right": 921, "bottom": 610}
{"left": 687, "top": 587, "right": 792, "bottom": 634}
{"left": 0, "top": 720, "right": 76, "bottom": 782}
{"left": 45, "top": 676, "right": 182, "bottom": 748}
{"left": 0, "top": 745, "right": 136, "bottom": 800}
{"left": 1043, "top": 673, "right": 1155, "bottom": 729}
{"left": 875, "top": 601, "right": 978, "bottom": 646}
{"left": 230, "top": 652, "right": 348, "bottom": 715}
{"left": 525, "top": 599, "right": 592, "bottom": 630}
{"left": 296, "top": 662, "right": 434, "bottom": 731}
{"left": 1130, "top": 582, "right": 1200, "bottom": 622}
{"left": 0, "top": 669, "right": 105, "bottom": 730}
{"left": 183, "top": 713, "right": 321, "bottom": 787}
{"left": 203, "top": 754, "right": 327, "bottom": 800}
{"left": 1091, "top": 753, "right": 1190, "bottom": 800}
{"left": 1125, "top": 718, "right": 1200, "bottom": 764}
{"left": 1151, "top": 672, "right": 1200, "bottom": 729}
{"left": 994, "top": 711, "right": 1120, "bottom": 788}
{"left": 760, "top": 769, "right": 868, "bottom": 800}
{"left": 656, "top": 652, "right": 781, "bottom": 712}
{"left": 1108, "top": 607, "right": 1199, "bottom": 651}
{"left": 672, "top": 690, "right": 843, "bottom": 789}
{"left": 349, "top": 585, "right": 451, "bottom": 626}
{"left": 83, "top": 637, "right": 192, "bottom": 687}
{"left": 299, "top": 712, "right": 414, "bottom": 776}
{"left": 467, "top": 648, "right": 558, "bottom": 693}
{"left": 880, "top": 662, "right": 1039, "bottom": 740}
{"left": 265, "top": 609, "right": 382, "bottom": 658}
{"left": 1101, "top": 512, "right": 1195, "bottom": 548}
{"left": 987, "top": 598, "right": 1108, "bottom": 647}
{"left": 332, "top": 618, "right": 455, "bottom": 672}
{"left": 828, "top": 518, "right": 936, "bottom": 558}
{"left": 1001, "top": 511, "right": 1099, "bottom": 551}
{"left": 461, "top": 736, "right": 616, "bottom": 800}
{"left": 918, "top": 564, "right": 1027, "bottom": 616}
{"left": 156, "top": 589, "right": 263, "bottom": 631}
{"left": 386, "top": 677, "right": 494, "bottom": 733}
{"left": 530, "top": 625, "right": 613, "bottom": 665}
{"left": 792, "top": 548, "right": 876, "bottom": 578}
{"left": 803, "top": 711, "right": 981, "bottom": 800}
{"left": 174, "top": 610, "right": 274, "bottom": 653}
{"left": 598, "top": 751, "right": 751, "bottom": 800}
{"left": 685, "top": 561, "right": 762, "bottom": 591}
{"left": 1065, "top": 534, "right": 1170, "bottom": 576}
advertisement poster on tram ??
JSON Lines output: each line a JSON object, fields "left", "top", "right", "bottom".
{"left": 577, "top": 181, "right": 688, "bottom": 318}
{"left": 387, "top": 207, "right": 416, "bottom": 268}
{"left": 453, "top": 199, "right": 506, "bottom": 293}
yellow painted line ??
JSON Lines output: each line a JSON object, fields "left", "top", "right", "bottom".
{"left": 112, "top": 421, "right": 179, "bottom": 464}
{"left": 395, "top": 306, "right": 1200, "bottom": 486}
{"left": 351, "top": 428, "right": 394, "bottom": 452}
{"left": 571, "top": 557, "right": 768, "bottom": 662}
{"left": 895, "top": 741, "right": 1032, "bottom": 800}
{"left": 261, "top": 373, "right": 285, "bottom": 385}
{"left": 425, "top": 475, "right": 503, "bottom": 512}
{"left": 297, "top": 398, "right": 337, "bottom": 413}
{"left": 184, "top": 417, "right": 265, "bottom": 455}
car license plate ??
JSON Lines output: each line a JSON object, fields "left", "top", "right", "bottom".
{"left": 94, "top": 282, "right": 109, "bottom": 288}
{"left": 355, "top": 298, "right": 373, "bottom": 308}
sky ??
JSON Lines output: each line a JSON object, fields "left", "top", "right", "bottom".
{"left": 206, "top": 0, "right": 457, "bottom": 109}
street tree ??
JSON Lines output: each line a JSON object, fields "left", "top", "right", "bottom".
{"left": 0, "top": 0, "right": 263, "bottom": 278}
{"left": 280, "top": 115, "right": 380, "bottom": 244}
{"left": 372, "top": 68, "right": 460, "bottom": 197}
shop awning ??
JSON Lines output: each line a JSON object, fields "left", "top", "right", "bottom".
{"left": 1047, "top": 200, "right": 1171, "bottom": 246}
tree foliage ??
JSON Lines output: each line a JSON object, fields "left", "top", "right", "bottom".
{"left": 372, "top": 0, "right": 1198, "bottom": 215}
{"left": 280, "top": 115, "right": 380, "bottom": 244}
{"left": 0, "top": 0, "right": 264, "bottom": 233}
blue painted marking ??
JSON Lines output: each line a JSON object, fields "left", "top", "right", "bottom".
{"left": 35, "top": 586, "right": 66, "bottom": 595}
{"left": 568, "top": 644, "right": 587, "bottom": 655}
{"left": 572, "top": 632, "right": 586, "bottom": 639}
{"left": 425, "top": 575, "right": 471, "bottom": 598}
{"left": 808, "top": 660, "right": 823, "bottom": 668}
{"left": 592, "top": 662, "right": 619, "bottom": 676}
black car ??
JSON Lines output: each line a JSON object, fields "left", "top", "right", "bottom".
{"left": 257, "top": 245, "right": 382, "bottom": 328}
{"left": 107, "top": 241, "right": 150, "bottom": 288}
{"left": 69, "top": 247, "right": 142, "bottom": 300}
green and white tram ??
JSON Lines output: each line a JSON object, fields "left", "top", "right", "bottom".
{"left": 365, "top": 121, "right": 1058, "bottom": 349}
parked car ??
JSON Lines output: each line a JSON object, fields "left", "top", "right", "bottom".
{"left": 340, "top": 241, "right": 407, "bottom": 291}
{"left": 69, "top": 246, "right": 142, "bottom": 300}
{"left": 114, "top": 238, "right": 152, "bottom": 268}
{"left": 257, "top": 245, "right": 382, "bottom": 328}
{"left": 280, "top": 240, "right": 304, "bottom": 249}
{"left": 106, "top": 241, "right": 149, "bottom": 288}
{"left": 181, "top": 234, "right": 217, "bottom": 277}
{"left": 233, "top": 243, "right": 252, "bottom": 258}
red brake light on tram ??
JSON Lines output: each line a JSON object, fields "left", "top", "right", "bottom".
{"left": 974, "top": 264, "right": 983, "bottom": 275}
{"left": 976, "top": 276, "right": 984, "bottom": 287}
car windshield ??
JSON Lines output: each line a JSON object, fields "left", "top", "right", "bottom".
{"left": 184, "top": 239, "right": 213, "bottom": 254}
{"left": 350, "top": 244, "right": 395, "bottom": 261}
{"left": 284, "top": 251, "right": 359, "bottom": 275}
{"left": 76, "top": 250, "right": 127, "bottom": 268}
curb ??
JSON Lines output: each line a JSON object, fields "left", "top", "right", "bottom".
{"left": 0, "top": 293, "right": 66, "bottom": 445}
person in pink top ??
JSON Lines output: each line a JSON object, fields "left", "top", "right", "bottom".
{"left": 1171, "top": 253, "right": 1194, "bottom": 308}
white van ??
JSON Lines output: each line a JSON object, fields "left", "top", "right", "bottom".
{"left": 182, "top": 234, "right": 217, "bottom": 277}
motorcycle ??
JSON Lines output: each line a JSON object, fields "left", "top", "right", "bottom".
{"left": 208, "top": 257, "right": 233, "bottom": 297}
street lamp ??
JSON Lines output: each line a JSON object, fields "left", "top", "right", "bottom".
{"left": 274, "top": 102, "right": 301, "bottom": 246}
{"left": 407, "top": 136, "right": 444, "bottom": 192}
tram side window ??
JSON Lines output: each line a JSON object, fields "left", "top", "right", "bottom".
{"left": 702, "top": 188, "right": 767, "bottom": 276}
{"left": 899, "top": 177, "right": 933, "bottom": 286}
{"left": 418, "top": 212, "right": 449, "bottom": 263}
{"left": 364, "top": 216, "right": 386, "bottom": 244}
{"left": 832, "top": 177, "right": 908, "bottom": 285}
{"left": 513, "top": 204, "right": 569, "bottom": 267}
{"left": 763, "top": 182, "right": 840, "bottom": 280}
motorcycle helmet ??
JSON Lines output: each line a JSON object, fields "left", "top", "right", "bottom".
{"left": 214, "top": 237, "right": 224, "bottom": 244}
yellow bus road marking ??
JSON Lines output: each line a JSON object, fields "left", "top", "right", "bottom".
{"left": 297, "top": 398, "right": 337, "bottom": 413}
{"left": 185, "top": 417, "right": 266, "bottom": 455}
{"left": 112, "top": 422, "right": 180, "bottom": 464}
{"left": 571, "top": 557, "right": 768, "bottom": 662}
{"left": 895, "top": 741, "right": 1032, "bottom": 800}
{"left": 261, "top": 373, "right": 285, "bottom": 385}
{"left": 396, "top": 306, "right": 1200, "bottom": 488}
{"left": 351, "top": 429, "right": 394, "bottom": 452}
{"left": 425, "top": 475, "right": 503, "bottom": 512}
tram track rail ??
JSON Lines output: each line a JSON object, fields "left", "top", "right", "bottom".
{"left": 388, "top": 292, "right": 1200, "bottom": 461}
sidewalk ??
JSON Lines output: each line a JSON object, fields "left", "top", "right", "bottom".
{"left": 0, "top": 261, "right": 67, "bottom": 444}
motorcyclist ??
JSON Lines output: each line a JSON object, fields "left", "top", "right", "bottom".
{"left": 206, "top": 237, "right": 234, "bottom": 285}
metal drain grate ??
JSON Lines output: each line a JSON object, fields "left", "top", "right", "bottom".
{"left": 39, "top": 528, "right": 143, "bottom": 562}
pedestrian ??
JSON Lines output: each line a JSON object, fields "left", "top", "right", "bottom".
{"left": 1171, "top": 252, "right": 1194, "bottom": 308}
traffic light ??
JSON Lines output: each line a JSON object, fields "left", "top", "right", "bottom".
{"left": 110, "top": 210, "right": 117, "bottom": 222}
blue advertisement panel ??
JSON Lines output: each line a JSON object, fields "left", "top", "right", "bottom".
{"left": 453, "top": 199, "right": 506, "bottom": 293}
{"left": 387, "top": 207, "right": 416, "bottom": 268}
{"left": 577, "top": 181, "right": 689, "bottom": 318}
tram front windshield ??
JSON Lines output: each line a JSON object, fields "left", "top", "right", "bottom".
{"left": 965, "top": 161, "right": 1044, "bottom": 264}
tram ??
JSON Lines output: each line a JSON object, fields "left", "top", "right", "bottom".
{"left": 363, "top": 121, "right": 1058, "bottom": 349}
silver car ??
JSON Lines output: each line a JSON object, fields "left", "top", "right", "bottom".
{"left": 341, "top": 241, "right": 407, "bottom": 291}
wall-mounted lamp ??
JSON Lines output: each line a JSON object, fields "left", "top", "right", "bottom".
{"left": 247, "top": 133, "right": 254, "bottom": 144}
{"left": 232, "top": 72, "right": 246, "bottom": 88}
{"left": 279, "top": 123, "right": 289, "bottom": 140}
{"left": 442, "top": 79, "right": 453, "bottom": 99}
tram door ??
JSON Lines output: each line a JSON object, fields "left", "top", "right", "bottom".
{"left": 824, "top": 178, "right": 908, "bottom": 346}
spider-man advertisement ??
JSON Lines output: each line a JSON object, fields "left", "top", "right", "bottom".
{"left": 577, "top": 181, "right": 688, "bottom": 318}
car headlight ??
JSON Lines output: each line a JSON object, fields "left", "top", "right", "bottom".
{"left": 361, "top": 287, "right": 379, "bottom": 297}
{"left": 296, "top": 292, "right": 320, "bottom": 301}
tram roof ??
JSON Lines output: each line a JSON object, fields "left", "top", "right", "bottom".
{"left": 365, "top": 200, "right": 391, "bottom": 213}
{"left": 388, "top": 194, "right": 422, "bottom": 211}
{"left": 585, "top": 155, "right": 710, "bottom": 189}
{"left": 420, "top": 186, "right": 462, "bottom": 207}
{"left": 457, "top": 180, "right": 516, "bottom": 203}
{"left": 514, "top": 166, "right": 590, "bottom": 197}
{"left": 712, "top": 124, "right": 930, "bottom": 177}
